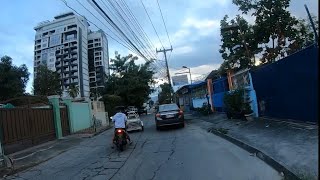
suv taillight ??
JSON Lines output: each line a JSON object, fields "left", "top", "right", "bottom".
{"left": 156, "top": 113, "right": 161, "bottom": 117}
{"left": 179, "top": 110, "right": 183, "bottom": 115}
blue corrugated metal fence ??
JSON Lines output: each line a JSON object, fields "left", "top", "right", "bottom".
{"left": 250, "top": 44, "right": 318, "bottom": 123}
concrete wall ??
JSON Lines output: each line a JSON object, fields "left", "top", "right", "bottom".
{"left": 70, "top": 102, "right": 92, "bottom": 132}
{"left": 192, "top": 98, "right": 207, "bottom": 108}
{"left": 91, "top": 101, "right": 109, "bottom": 127}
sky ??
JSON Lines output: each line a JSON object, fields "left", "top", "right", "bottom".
{"left": 0, "top": 0, "right": 318, "bottom": 94}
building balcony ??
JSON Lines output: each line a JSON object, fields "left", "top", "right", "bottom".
{"left": 66, "top": 27, "right": 77, "bottom": 31}
{"left": 64, "top": 80, "right": 70, "bottom": 84}
{"left": 71, "top": 73, "right": 78, "bottom": 77}
{"left": 64, "top": 37, "right": 77, "bottom": 43}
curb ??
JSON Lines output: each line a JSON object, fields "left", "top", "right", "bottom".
{"left": 207, "top": 127, "right": 300, "bottom": 180}
{"left": 92, "top": 125, "right": 113, "bottom": 137}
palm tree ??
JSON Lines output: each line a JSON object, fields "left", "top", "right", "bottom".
{"left": 68, "top": 84, "right": 79, "bottom": 99}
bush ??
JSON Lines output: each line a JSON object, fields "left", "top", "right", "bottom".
{"left": 195, "top": 103, "right": 212, "bottom": 116}
{"left": 223, "top": 89, "right": 252, "bottom": 119}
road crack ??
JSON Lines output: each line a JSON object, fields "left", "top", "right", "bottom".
{"left": 150, "top": 137, "right": 177, "bottom": 180}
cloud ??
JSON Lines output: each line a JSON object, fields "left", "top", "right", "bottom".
{"left": 183, "top": 18, "right": 220, "bottom": 29}
{"left": 182, "top": 17, "right": 220, "bottom": 37}
{"left": 174, "top": 46, "right": 193, "bottom": 55}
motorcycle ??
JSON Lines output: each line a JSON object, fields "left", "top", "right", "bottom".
{"left": 113, "top": 128, "right": 128, "bottom": 151}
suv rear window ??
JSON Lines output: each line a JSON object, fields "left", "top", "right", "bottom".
{"left": 159, "top": 104, "right": 179, "bottom": 112}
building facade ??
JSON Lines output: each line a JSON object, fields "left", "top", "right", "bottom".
{"left": 88, "top": 30, "right": 109, "bottom": 97}
{"left": 34, "top": 12, "right": 109, "bottom": 99}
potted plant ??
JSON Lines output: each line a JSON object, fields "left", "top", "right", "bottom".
{"left": 242, "top": 102, "right": 254, "bottom": 121}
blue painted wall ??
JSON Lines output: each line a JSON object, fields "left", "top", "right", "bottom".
{"left": 250, "top": 44, "right": 318, "bottom": 123}
{"left": 212, "top": 77, "right": 229, "bottom": 112}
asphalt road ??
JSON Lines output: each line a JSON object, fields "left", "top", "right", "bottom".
{"left": 5, "top": 114, "right": 282, "bottom": 180}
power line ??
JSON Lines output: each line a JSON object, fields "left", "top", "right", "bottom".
{"left": 88, "top": 0, "right": 149, "bottom": 61}
{"left": 119, "top": 0, "right": 157, "bottom": 51}
{"left": 113, "top": 0, "right": 157, "bottom": 58}
{"left": 59, "top": 0, "right": 134, "bottom": 52}
{"left": 140, "top": 0, "right": 165, "bottom": 49}
{"left": 107, "top": 0, "right": 157, "bottom": 60}
{"left": 156, "top": 0, "right": 172, "bottom": 47}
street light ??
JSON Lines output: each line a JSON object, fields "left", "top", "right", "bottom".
{"left": 182, "top": 66, "right": 192, "bottom": 84}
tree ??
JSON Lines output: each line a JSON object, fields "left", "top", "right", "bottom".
{"left": 232, "top": 0, "right": 300, "bottom": 63}
{"left": 0, "top": 56, "right": 30, "bottom": 101}
{"left": 288, "top": 15, "right": 319, "bottom": 54}
{"left": 100, "top": 53, "right": 155, "bottom": 109}
{"left": 68, "top": 84, "right": 79, "bottom": 99}
{"left": 33, "top": 65, "right": 62, "bottom": 96}
{"left": 158, "top": 83, "right": 173, "bottom": 104}
{"left": 219, "top": 15, "right": 262, "bottom": 74}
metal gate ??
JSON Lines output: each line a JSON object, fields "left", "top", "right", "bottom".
{"left": 60, "top": 107, "right": 70, "bottom": 136}
{"left": 0, "top": 107, "right": 56, "bottom": 154}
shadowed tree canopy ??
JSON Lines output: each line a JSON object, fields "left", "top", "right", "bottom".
{"left": 158, "top": 83, "right": 174, "bottom": 105}
{"left": 219, "top": 15, "right": 261, "bottom": 74}
{"left": 68, "top": 84, "right": 79, "bottom": 99}
{"left": 218, "top": 0, "right": 317, "bottom": 74}
{"left": 0, "top": 56, "right": 30, "bottom": 101}
{"left": 33, "top": 65, "right": 62, "bottom": 96}
{"left": 232, "top": 0, "right": 300, "bottom": 63}
{"left": 100, "top": 53, "right": 155, "bottom": 109}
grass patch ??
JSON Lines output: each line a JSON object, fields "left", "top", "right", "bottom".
{"left": 217, "top": 128, "right": 229, "bottom": 134}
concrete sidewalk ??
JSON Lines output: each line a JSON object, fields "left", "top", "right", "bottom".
{"left": 0, "top": 125, "right": 112, "bottom": 178}
{"left": 190, "top": 113, "right": 318, "bottom": 180}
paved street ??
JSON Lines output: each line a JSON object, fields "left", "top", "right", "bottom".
{"left": 5, "top": 115, "right": 282, "bottom": 180}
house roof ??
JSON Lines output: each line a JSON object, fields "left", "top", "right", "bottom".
{"left": 175, "top": 81, "right": 206, "bottom": 94}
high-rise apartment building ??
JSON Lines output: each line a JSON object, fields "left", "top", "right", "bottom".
{"left": 88, "top": 30, "right": 109, "bottom": 96}
{"left": 33, "top": 12, "right": 109, "bottom": 98}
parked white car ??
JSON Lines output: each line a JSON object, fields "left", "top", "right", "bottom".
{"left": 126, "top": 111, "right": 144, "bottom": 132}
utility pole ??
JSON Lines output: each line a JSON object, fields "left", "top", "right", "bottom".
{"left": 156, "top": 46, "right": 173, "bottom": 102}
{"left": 156, "top": 46, "right": 173, "bottom": 87}
{"left": 304, "top": 4, "right": 318, "bottom": 45}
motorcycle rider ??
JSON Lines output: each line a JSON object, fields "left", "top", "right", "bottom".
{"left": 112, "top": 107, "right": 132, "bottom": 145}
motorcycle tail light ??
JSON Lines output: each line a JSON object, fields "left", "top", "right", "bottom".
{"left": 117, "top": 129, "right": 123, "bottom": 133}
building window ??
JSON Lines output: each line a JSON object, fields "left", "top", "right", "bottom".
{"left": 65, "top": 34, "right": 76, "bottom": 41}
{"left": 88, "top": 40, "right": 93, "bottom": 43}
{"left": 42, "top": 52, "right": 48, "bottom": 61}
{"left": 49, "top": 34, "right": 61, "bottom": 47}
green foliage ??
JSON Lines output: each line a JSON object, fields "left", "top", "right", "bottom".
{"left": 100, "top": 53, "right": 155, "bottom": 110}
{"left": 102, "top": 94, "right": 123, "bottom": 117}
{"left": 149, "top": 100, "right": 154, "bottom": 106}
{"left": 242, "top": 101, "right": 253, "bottom": 114}
{"left": 220, "top": 0, "right": 314, "bottom": 71}
{"left": 33, "top": 65, "right": 62, "bottom": 96}
{"left": 232, "top": 0, "right": 300, "bottom": 63}
{"left": 194, "top": 103, "right": 212, "bottom": 116}
{"left": 0, "top": 56, "right": 30, "bottom": 101}
{"left": 158, "top": 83, "right": 173, "bottom": 104}
{"left": 224, "top": 89, "right": 253, "bottom": 118}
{"left": 219, "top": 15, "right": 262, "bottom": 74}
{"left": 288, "top": 15, "right": 319, "bottom": 55}
{"left": 68, "top": 84, "right": 79, "bottom": 99}
{"left": 223, "top": 89, "right": 244, "bottom": 114}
